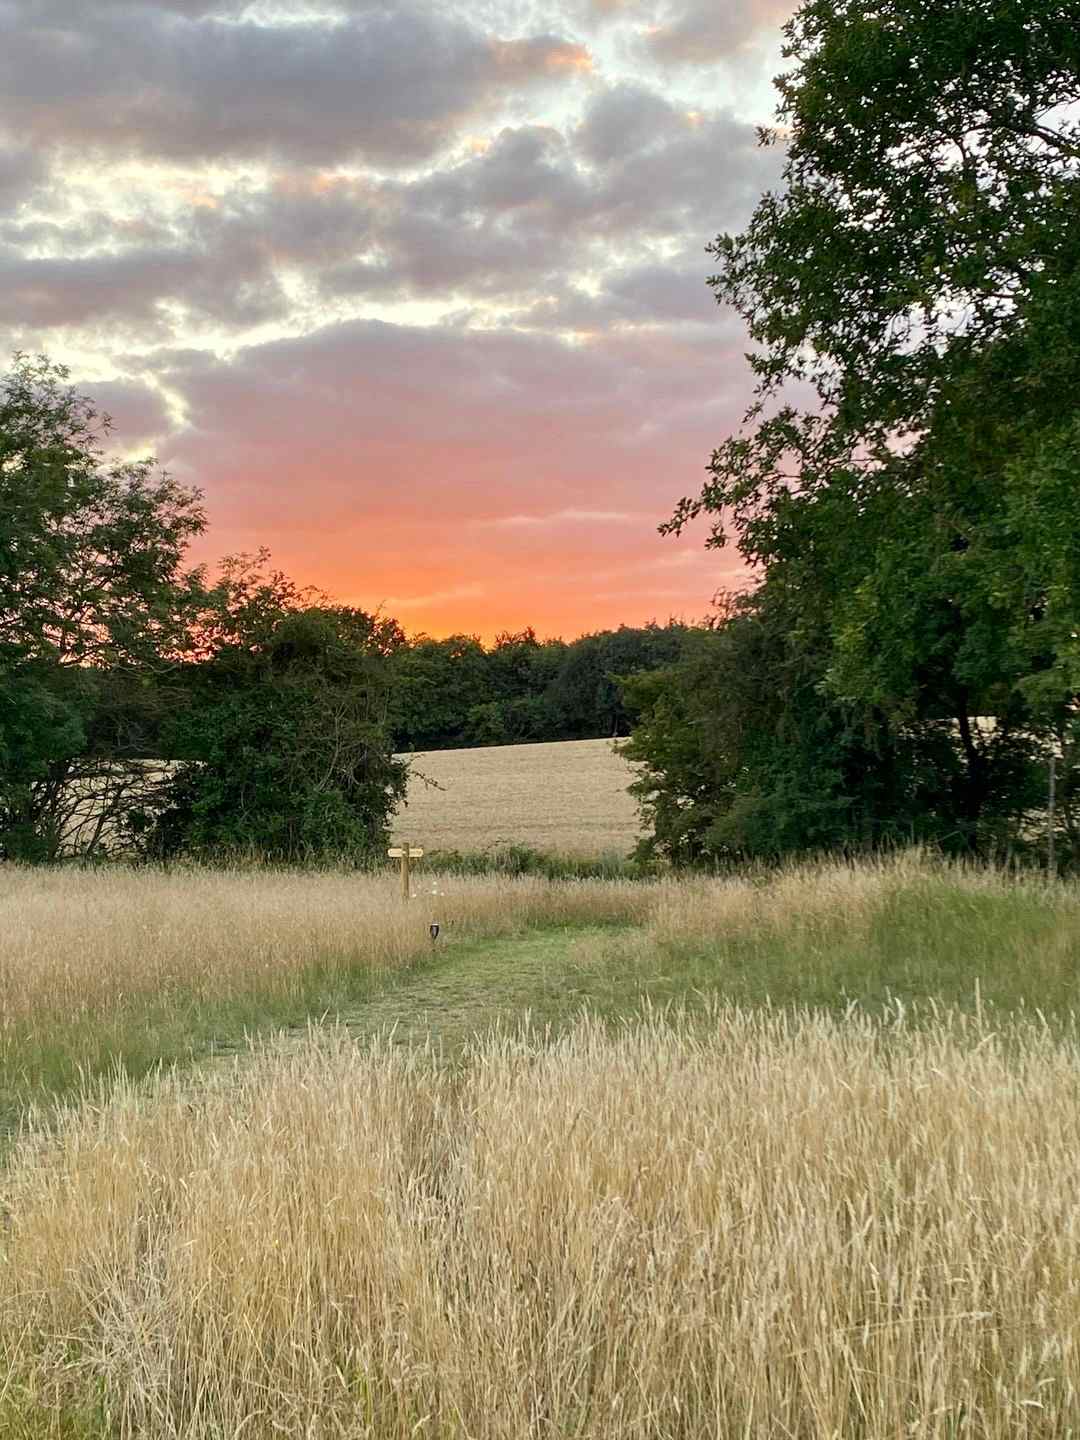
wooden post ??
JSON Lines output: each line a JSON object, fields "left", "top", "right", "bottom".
{"left": 388, "top": 844, "right": 424, "bottom": 899}
{"left": 1048, "top": 752, "right": 1058, "bottom": 881}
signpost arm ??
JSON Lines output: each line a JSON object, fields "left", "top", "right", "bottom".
{"left": 388, "top": 844, "right": 423, "bottom": 899}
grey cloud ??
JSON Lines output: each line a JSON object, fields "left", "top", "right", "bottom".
{"left": 322, "top": 97, "right": 779, "bottom": 307}
{"left": 575, "top": 83, "right": 686, "bottom": 166}
{"left": 606, "top": 260, "right": 717, "bottom": 323}
{"left": 0, "top": 79, "right": 779, "bottom": 343}
{"left": 0, "top": 207, "right": 177, "bottom": 254}
{"left": 193, "top": 176, "right": 381, "bottom": 270}
{"left": 25, "top": 0, "right": 243, "bottom": 11}
{"left": 571, "top": 93, "right": 784, "bottom": 238}
{"left": 646, "top": 0, "right": 794, "bottom": 65}
{"left": 91, "top": 378, "right": 174, "bottom": 446}
{"left": 539, "top": 254, "right": 727, "bottom": 328}
{"left": 0, "top": 144, "right": 46, "bottom": 209}
{"left": 523, "top": 254, "right": 743, "bottom": 333}
{"left": 0, "top": 244, "right": 286, "bottom": 331}
{"left": 1, "top": 5, "right": 589, "bottom": 166}
{"left": 0, "top": 172, "right": 382, "bottom": 337}
{"left": 423, "top": 126, "right": 588, "bottom": 218}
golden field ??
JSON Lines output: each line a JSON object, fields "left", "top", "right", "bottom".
{"left": 3, "top": 858, "right": 1080, "bottom": 1437}
{"left": 394, "top": 737, "right": 643, "bottom": 855}
{"left": 6, "top": 1004, "right": 1080, "bottom": 1437}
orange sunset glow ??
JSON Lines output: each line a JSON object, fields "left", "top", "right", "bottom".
{"left": 0, "top": 0, "right": 795, "bottom": 639}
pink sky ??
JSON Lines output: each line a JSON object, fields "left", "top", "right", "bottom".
{"left": 0, "top": 0, "right": 792, "bottom": 639}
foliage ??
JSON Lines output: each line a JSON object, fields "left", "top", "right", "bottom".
{"left": 391, "top": 633, "right": 491, "bottom": 750}
{"left": 645, "top": 0, "right": 1080, "bottom": 866}
{"left": 626, "top": 601, "right": 899, "bottom": 863}
{"left": 0, "top": 355, "right": 207, "bottom": 860}
{"left": 391, "top": 622, "right": 689, "bottom": 752}
{"left": 153, "top": 557, "right": 407, "bottom": 863}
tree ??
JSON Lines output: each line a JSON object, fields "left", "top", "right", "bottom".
{"left": 622, "top": 594, "right": 970, "bottom": 864}
{"left": 154, "top": 557, "right": 407, "bottom": 863}
{"left": 657, "top": 0, "right": 1080, "bottom": 862}
{"left": 390, "top": 634, "right": 490, "bottom": 750}
{"left": 0, "top": 355, "right": 207, "bottom": 860}
{"left": 548, "top": 624, "right": 687, "bottom": 740}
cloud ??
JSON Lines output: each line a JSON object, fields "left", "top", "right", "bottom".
{"left": 0, "top": 88, "right": 776, "bottom": 342}
{"left": 0, "top": 5, "right": 591, "bottom": 168}
{"left": 385, "top": 583, "right": 486, "bottom": 610}
{"left": 0, "top": 0, "right": 781, "bottom": 635}
{"left": 0, "top": 144, "right": 46, "bottom": 210}
{"left": 483, "top": 508, "right": 650, "bottom": 527}
{"left": 645, "top": 0, "right": 795, "bottom": 65}
{"left": 91, "top": 378, "right": 175, "bottom": 449}
{"left": 321, "top": 96, "right": 779, "bottom": 312}
{"left": 0, "top": 1, "right": 781, "bottom": 345}
{"left": 0, "top": 244, "right": 287, "bottom": 332}
{"left": 575, "top": 82, "right": 686, "bottom": 166}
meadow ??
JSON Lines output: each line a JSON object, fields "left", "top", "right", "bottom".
{"left": 2, "top": 856, "right": 1080, "bottom": 1436}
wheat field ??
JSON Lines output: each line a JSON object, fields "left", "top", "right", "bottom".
{"left": 395, "top": 738, "right": 643, "bottom": 855}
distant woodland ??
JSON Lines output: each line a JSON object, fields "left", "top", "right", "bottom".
{"left": 390, "top": 624, "right": 687, "bottom": 752}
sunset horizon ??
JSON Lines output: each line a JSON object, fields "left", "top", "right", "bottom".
{"left": 0, "top": 0, "right": 790, "bottom": 639}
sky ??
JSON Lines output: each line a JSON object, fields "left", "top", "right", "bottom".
{"left": 1, "top": 0, "right": 795, "bottom": 640}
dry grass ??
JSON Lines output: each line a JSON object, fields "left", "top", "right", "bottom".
{"left": 396, "top": 738, "right": 643, "bottom": 855}
{"left": 4, "top": 1004, "right": 1080, "bottom": 1437}
{"left": 2, "top": 857, "right": 1080, "bottom": 1434}
{"left": 0, "top": 865, "right": 654, "bottom": 1115}
{"left": 3, "top": 853, "right": 1078, "bottom": 1120}
{"left": 0, "top": 864, "right": 648, "bottom": 1025}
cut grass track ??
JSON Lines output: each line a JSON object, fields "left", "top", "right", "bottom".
{"left": 250, "top": 879, "right": 1080, "bottom": 1064}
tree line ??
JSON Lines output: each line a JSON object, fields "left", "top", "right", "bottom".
{"left": 0, "top": 355, "right": 685, "bottom": 863}
{"left": 392, "top": 623, "right": 685, "bottom": 753}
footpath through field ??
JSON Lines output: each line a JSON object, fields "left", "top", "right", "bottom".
{"left": 209, "top": 923, "right": 646, "bottom": 1064}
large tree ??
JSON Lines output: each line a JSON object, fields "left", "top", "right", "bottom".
{"left": 0, "top": 356, "right": 206, "bottom": 859}
{"left": 153, "top": 556, "right": 408, "bottom": 863}
{"left": 651, "top": 0, "right": 1080, "bottom": 862}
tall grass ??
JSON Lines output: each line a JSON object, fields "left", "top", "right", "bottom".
{"left": 645, "top": 857, "right": 1080, "bottom": 1017}
{"left": 4, "top": 1005, "right": 1080, "bottom": 1437}
{"left": 3, "top": 855, "right": 1080, "bottom": 1123}
{"left": 0, "top": 866, "right": 653, "bottom": 1118}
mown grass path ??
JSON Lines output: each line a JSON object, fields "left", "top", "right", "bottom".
{"left": 0, "top": 924, "right": 633, "bottom": 1146}
{"left": 206, "top": 923, "right": 641, "bottom": 1063}
{"left": 8, "top": 860, "right": 1080, "bottom": 1141}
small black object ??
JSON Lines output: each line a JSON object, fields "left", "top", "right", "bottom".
{"left": 429, "top": 923, "right": 441, "bottom": 942}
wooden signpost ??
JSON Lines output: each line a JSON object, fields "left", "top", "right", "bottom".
{"left": 388, "top": 844, "right": 424, "bottom": 899}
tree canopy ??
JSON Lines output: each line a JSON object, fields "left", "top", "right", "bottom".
{"left": 634, "top": 0, "right": 1080, "bottom": 866}
{"left": 0, "top": 356, "right": 208, "bottom": 859}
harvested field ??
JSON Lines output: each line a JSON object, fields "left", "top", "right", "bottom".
{"left": 395, "top": 737, "right": 643, "bottom": 856}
